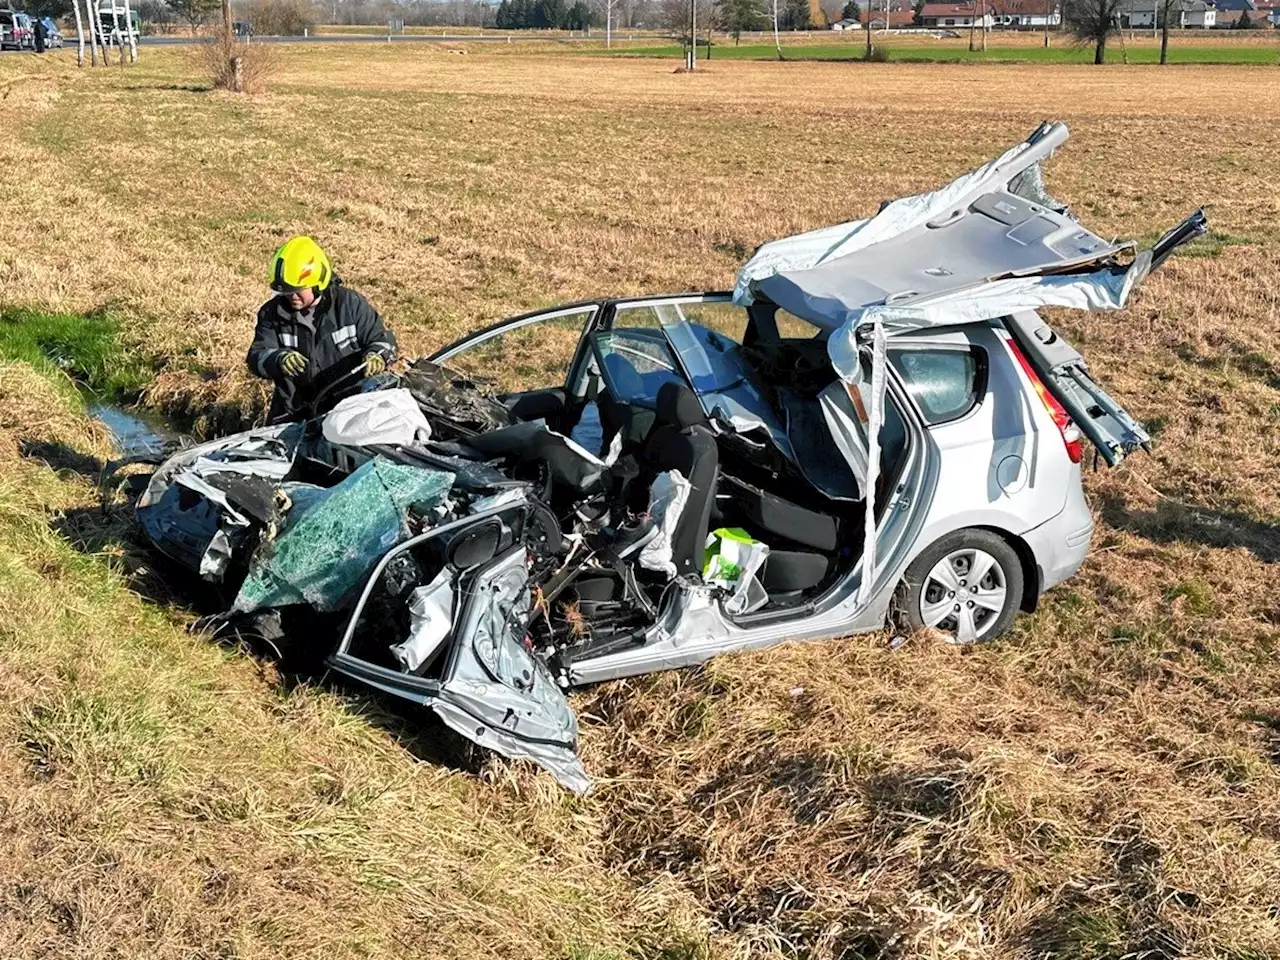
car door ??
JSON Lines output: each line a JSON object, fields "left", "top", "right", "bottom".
{"left": 325, "top": 507, "right": 589, "bottom": 793}
{"left": 1002, "top": 310, "right": 1149, "bottom": 467}
{"left": 429, "top": 302, "right": 604, "bottom": 431}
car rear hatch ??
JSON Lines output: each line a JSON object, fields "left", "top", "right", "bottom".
{"left": 999, "top": 212, "right": 1207, "bottom": 466}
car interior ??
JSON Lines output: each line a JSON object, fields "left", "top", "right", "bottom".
{"left": 443, "top": 299, "right": 913, "bottom": 636}
{"left": 300, "top": 298, "right": 915, "bottom": 672}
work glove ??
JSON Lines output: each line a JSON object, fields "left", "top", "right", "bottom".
{"left": 361, "top": 352, "right": 387, "bottom": 376}
{"left": 279, "top": 351, "right": 308, "bottom": 378}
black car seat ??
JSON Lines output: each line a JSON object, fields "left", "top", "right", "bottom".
{"left": 636, "top": 382, "right": 719, "bottom": 578}
{"left": 598, "top": 352, "right": 657, "bottom": 453}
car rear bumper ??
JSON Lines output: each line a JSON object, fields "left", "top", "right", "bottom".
{"left": 1022, "top": 471, "right": 1094, "bottom": 594}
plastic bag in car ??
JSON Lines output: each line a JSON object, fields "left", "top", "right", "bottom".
{"left": 703, "top": 527, "right": 770, "bottom": 614}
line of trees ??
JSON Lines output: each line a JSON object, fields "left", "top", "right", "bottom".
{"left": 495, "top": 0, "right": 592, "bottom": 29}
{"left": 654, "top": 0, "right": 816, "bottom": 39}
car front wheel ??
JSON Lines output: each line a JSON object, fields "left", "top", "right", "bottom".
{"left": 896, "top": 529, "right": 1024, "bottom": 643}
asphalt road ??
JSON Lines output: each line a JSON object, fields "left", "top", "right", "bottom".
{"left": 1, "top": 32, "right": 596, "bottom": 52}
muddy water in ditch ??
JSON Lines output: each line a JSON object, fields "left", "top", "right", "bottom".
{"left": 90, "top": 403, "right": 186, "bottom": 458}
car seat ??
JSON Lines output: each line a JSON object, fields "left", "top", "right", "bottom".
{"left": 635, "top": 382, "right": 719, "bottom": 578}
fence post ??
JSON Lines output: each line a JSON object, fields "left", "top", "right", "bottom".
{"left": 232, "top": 55, "right": 243, "bottom": 91}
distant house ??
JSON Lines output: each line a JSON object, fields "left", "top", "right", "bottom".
{"left": 990, "top": 0, "right": 1061, "bottom": 26}
{"left": 918, "top": 2, "right": 996, "bottom": 26}
{"left": 832, "top": 8, "right": 918, "bottom": 26}
{"left": 1119, "top": 0, "right": 1158, "bottom": 27}
{"left": 1119, "top": 0, "right": 1217, "bottom": 26}
{"left": 857, "top": 8, "right": 919, "bottom": 25}
{"left": 1183, "top": 0, "right": 1216, "bottom": 26}
{"left": 1211, "top": 0, "right": 1272, "bottom": 25}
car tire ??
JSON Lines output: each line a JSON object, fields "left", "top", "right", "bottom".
{"left": 895, "top": 528, "right": 1024, "bottom": 644}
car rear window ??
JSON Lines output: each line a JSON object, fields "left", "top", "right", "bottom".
{"left": 890, "top": 347, "right": 986, "bottom": 424}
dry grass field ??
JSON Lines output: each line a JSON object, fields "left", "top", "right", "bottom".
{"left": 0, "top": 43, "right": 1278, "bottom": 959}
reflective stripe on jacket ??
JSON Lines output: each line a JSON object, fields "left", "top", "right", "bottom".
{"left": 246, "top": 280, "right": 397, "bottom": 420}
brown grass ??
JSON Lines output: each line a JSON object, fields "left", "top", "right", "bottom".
{"left": 0, "top": 44, "right": 1278, "bottom": 958}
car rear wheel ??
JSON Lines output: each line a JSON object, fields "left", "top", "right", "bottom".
{"left": 896, "top": 529, "right": 1023, "bottom": 643}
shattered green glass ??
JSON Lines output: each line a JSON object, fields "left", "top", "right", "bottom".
{"left": 233, "top": 458, "right": 453, "bottom": 613}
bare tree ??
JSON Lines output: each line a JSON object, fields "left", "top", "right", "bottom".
{"left": 71, "top": 0, "right": 87, "bottom": 64}
{"left": 1063, "top": 0, "right": 1123, "bottom": 63}
{"left": 122, "top": 0, "right": 137, "bottom": 60}
{"left": 1159, "top": 0, "right": 1178, "bottom": 62}
{"left": 170, "top": 0, "right": 221, "bottom": 34}
{"left": 595, "top": 0, "right": 624, "bottom": 45}
{"left": 93, "top": 0, "right": 111, "bottom": 65}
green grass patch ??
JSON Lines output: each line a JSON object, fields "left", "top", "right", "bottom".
{"left": 0, "top": 308, "right": 155, "bottom": 405}
{"left": 601, "top": 41, "right": 1280, "bottom": 65}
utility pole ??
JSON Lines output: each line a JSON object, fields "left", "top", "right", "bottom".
{"left": 222, "top": 0, "right": 232, "bottom": 37}
{"left": 687, "top": 0, "right": 696, "bottom": 69}
{"left": 1043, "top": 0, "right": 1050, "bottom": 45}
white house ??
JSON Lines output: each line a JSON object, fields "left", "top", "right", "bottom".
{"left": 831, "top": 17, "right": 859, "bottom": 29}
{"left": 1120, "top": 0, "right": 1217, "bottom": 27}
{"left": 919, "top": 3, "right": 997, "bottom": 27}
{"left": 1182, "top": 0, "right": 1215, "bottom": 26}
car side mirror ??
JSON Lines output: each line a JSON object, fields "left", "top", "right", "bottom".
{"left": 447, "top": 519, "right": 502, "bottom": 569}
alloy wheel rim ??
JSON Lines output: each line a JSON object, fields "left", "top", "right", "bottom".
{"left": 919, "top": 547, "right": 1008, "bottom": 643}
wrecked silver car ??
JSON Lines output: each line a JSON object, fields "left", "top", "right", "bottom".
{"left": 137, "top": 122, "right": 1206, "bottom": 791}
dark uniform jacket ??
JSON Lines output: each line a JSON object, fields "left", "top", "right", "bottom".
{"left": 247, "top": 279, "right": 397, "bottom": 422}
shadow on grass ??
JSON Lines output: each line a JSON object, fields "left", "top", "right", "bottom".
{"left": 121, "top": 82, "right": 212, "bottom": 93}
{"left": 20, "top": 437, "right": 484, "bottom": 778}
{"left": 1097, "top": 490, "right": 1280, "bottom": 564}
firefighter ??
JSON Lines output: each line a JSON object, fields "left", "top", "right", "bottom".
{"left": 247, "top": 236, "right": 397, "bottom": 422}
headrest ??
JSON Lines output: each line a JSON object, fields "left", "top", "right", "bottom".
{"left": 656, "top": 382, "right": 707, "bottom": 430}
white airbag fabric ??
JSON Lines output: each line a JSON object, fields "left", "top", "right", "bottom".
{"left": 322, "top": 389, "right": 431, "bottom": 448}
{"left": 639, "top": 469, "right": 692, "bottom": 579}
{"left": 390, "top": 568, "right": 455, "bottom": 672}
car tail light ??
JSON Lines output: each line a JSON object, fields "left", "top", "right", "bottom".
{"left": 1005, "top": 337, "right": 1083, "bottom": 464}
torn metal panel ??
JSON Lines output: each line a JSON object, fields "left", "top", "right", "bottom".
{"left": 390, "top": 569, "right": 455, "bottom": 673}
{"left": 435, "top": 546, "right": 590, "bottom": 794}
{"left": 136, "top": 423, "right": 304, "bottom": 581}
{"left": 733, "top": 122, "right": 1113, "bottom": 320}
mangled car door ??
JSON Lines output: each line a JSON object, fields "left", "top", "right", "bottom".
{"left": 1000, "top": 211, "right": 1208, "bottom": 467}
{"left": 430, "top": 303, "right": 602, "bottom": 406}
{"left": 1002, "top": 311, "right": 1149, "bottom": 467}
{"left": 433, "top": 545, "right": 589, "bottom": 794}
{"left": 327, "top": 523, "right": 588, "bottom": 794}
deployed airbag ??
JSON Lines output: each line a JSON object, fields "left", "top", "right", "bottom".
{"left": 390, "top": 568, "right": 455, "bottom": 673}
{"left": 322, "top": 388, "right": 432, "bottom": 448}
